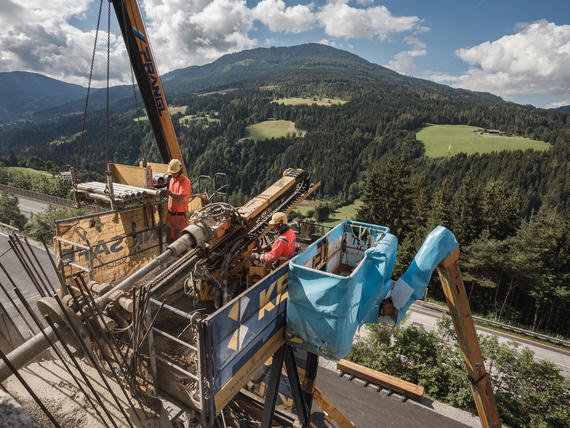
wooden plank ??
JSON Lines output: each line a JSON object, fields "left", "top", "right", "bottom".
{"left": 145, "top": 161, "right": 170, "bottom": 174}
{"left": 337, "top": 359, "right": 424, "bottom": 400}
{"left": 313, "top": 387, "right": 355, "bottom": 428}
{"left": 113, "top": 164, "right": 147, "bottom": 188}
{"left": 54, "top": 204, "right": 165, "bottom": 290}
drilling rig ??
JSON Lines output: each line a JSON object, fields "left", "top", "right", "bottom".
{"left": 0, "top": 1, "right": 502, "bottom": 427}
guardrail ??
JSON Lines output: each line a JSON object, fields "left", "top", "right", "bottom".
{"left": 0, "top": 184, "right": 102, "bottom": 213}
{"left": 0, "top": 222, "right": 19, "bottom": 234}
{"left": 415, "top": 300, "right": 570, "bottom": 349}
{"left": 0, "top": 184, "right": 74, "bottom": 207}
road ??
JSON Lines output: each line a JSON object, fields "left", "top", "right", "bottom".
{"left": 0, "top": 233, "right": 60, "bottom": 337}
{"left": 17, "top": 196, "right": 51, "bottom": 217}
{"left": 403, "top": 304, "right": 570, "bottom": 378}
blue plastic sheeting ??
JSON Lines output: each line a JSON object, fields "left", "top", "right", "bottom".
{"left": 392, "top": 226, "right": 459, "bottom": 326}
{"left": 286, "top": 221, "right": 397, "bottom": 360}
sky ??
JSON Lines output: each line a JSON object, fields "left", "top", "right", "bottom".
{"left": 1, "top": 0, "right": 569, "bottom": 108}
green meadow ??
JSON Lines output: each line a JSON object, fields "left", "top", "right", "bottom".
{"left": 416, "top": 124, "right": 550, "bottom": 158}
{"left": 296, "top": 199, "right": 362, "bottom": 226}
{"left": 245, "top": 120, "right": 306, "bottom": 140}
{"left": 272, "top": 97, "right": 348, "bottom": 106}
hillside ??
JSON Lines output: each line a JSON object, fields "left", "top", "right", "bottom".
{"left": 0, "top": 71, "right": 86, "bottom": 122}
{"left": 0, "top": 43, "right": 567, "bottom": 209}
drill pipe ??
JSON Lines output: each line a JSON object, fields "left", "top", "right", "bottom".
{"left": 0, "top": 233, "right": 195, "bottom": 382}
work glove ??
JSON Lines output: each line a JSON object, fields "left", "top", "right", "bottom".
{"left": 159, "top": 188, "right": 168, "bottom": 198}
{"left": 248, "top": 252, "right": 260, "bottom": 261}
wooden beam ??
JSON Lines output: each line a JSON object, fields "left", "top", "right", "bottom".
{"left": 313, "top": 387, "right": 355, "bottom": 428}
{"left": 337, "top": 359, "right": 424, "bottom": 400}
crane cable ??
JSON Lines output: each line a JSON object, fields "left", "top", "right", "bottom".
{"left": 120, "top": 0, "right": 147, "bottom": 167}
{"left": 75, "top": 0, "right": 148, "bottom": 193}
{"left": 74, "top": 0, "right": 104, "bottom": 189}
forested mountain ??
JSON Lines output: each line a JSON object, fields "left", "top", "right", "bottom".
{"left": 0, "top": 71, "right": 86, "bottom": 122}
{"left": 1, "top": 43, "right": 569, "bottom": 336}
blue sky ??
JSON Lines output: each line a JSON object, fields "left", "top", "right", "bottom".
{"left": 1, "top": 1, "right": 569, "bottom": 108}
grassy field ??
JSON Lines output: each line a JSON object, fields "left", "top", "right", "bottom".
{"left": 296, "top": 199, "right": 362, "bottom": 226}
{"left": 245, "top": 120, "right": 306, "bottom": 140}
{"left": 417, "top": 124, "right": 550, "bottom": 158}
{"left": 179, "top": 113, "right": 220, "bottom": 127}
{"left": 198, "top": 88, "right": 238, "bottom": 96}
{"left": 4, "top": 166, "right": 53, "bottom": 177}
{"left": 134, "top": 105, "right": 186, "bottom": 122}
{"left": 272, "top": 97, "right": 348, "bottom": 106}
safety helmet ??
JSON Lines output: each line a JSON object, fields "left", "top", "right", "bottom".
{"left": 268, "top": 212, "right": 287, "bottom": 226}
{"left": 167, "top": 158, "right": 182, "bottom": 174}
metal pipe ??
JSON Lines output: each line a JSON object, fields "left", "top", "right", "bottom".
{"left": 97, "top": 234, "right": 194, "bottom": 305}
{"left": 0, "top": 232, "right": 196, "bottom": 382}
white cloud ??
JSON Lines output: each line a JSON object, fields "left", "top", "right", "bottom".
{"left": 319, "top": 39, "right": 337, "bottom": 47}
{"left": 252, "top": 0, "right": 316, "bottom": 33}
{"left": 143, "top": 0, "right": 256, "bottom": 73}
{"left": 0, "top": 0, "right": 427, "bottom": 86}
{"left": 317, "top": 2, "right": 421, "bottom": 40}
{"left": 0, "top": 0, "right": 129, "bottom": 86}
{"left": 453, "top": 20, "right": 570, "bottom": 97}
{"left": 403, "top": 36, "right": 426, "bottom": 50}
{"left": 545, "top": 100, "right": 570, "bottom": 109}
{"left": 387, "top": 51, "right": 418, "bottom": 74}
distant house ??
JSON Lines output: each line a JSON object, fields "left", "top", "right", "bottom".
{"left": 59, "top": 171, "right": 72, "bottom": 181}
{"left": 475, "top": 128, "right": 505, "bottom": 136}
{"left": 485, "top": 129, "right": 504, "bottom": 135}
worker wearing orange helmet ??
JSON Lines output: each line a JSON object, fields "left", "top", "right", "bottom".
{"left": 165, "top": 158, "right": 191, "bottom": 243}
{"left": 252, "top": 212, "right": 296, "bottom": 265}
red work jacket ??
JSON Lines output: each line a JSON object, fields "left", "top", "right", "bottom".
{"left": 167, "top": 175, "right": 191, "bottom": 213}
{"left": 166, "top": 175, "right": 191, "bottom": 240}
{"left": 261, "top": 228, "right": 296, "bottom": 265}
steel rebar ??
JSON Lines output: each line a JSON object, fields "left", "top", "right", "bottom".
{"left": 0, "top": 347, "right": 62, "bottom": 428}
{"left": 76, "top": 275, "right": 151, "bottom": 418}
{"left": 11, "top": 285, "right": 110, "bottom": 428}
{"left": 7, "top": 236, "right": 48, "bottom": 298}
{"left": 13, "top": 235, "right": 53, "bottom": 296}
{"left": 52, "top": 294, "right": 135, "bottom": 428}
{"left": 71, "top": 280, "right": 146, "bottom": 425}
{"left": 43, "top": 311, "right": 118, "bottom": 428}
{"left": 23, "top": 237, "right": 57, "bottom": 295}
{"left": 0, "top": 274, "right": 36, "bottom": 337}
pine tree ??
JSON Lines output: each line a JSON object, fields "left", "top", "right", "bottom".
{"left": 452, "top": 170, "right": 483, "bottom": 244}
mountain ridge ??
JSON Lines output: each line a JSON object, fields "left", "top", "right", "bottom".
{"left": 1, "top": 43, "right": 504, "bottom": 123}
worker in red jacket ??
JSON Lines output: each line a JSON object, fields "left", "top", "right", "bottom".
{"left": 164, "top": 158, "right": 191, "bottom": 243}
{"left": 252, "top": 212, "right": 296, "bottom": 265}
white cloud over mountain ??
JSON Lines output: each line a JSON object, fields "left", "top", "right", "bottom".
{"left": 0, "top": 0, "right": 424, "bottom": 86}
{"left": 438, "top": 20, "right": 570, "bottom": 100}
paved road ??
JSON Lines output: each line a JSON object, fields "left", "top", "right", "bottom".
{"left": 17, "top": 196, "right": 50, "bottom": 217}
{"left": 0, "top": 234, "right": 60, "bottom": 338}
{"left": 404, "top": 304, "right": 570, "bottom": 378}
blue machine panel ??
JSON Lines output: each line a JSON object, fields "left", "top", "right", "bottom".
{"left": 200, "top": 262, "right": 290, "bottom": 420}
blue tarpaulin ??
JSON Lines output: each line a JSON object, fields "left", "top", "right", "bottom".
{"left": 286, "top": 221, "right": 397, "bottom": 359}
{"left": 391, "top": 226, "right": 459, "bottom": 326}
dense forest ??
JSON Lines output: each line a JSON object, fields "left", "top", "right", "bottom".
{"left": 0, "top": 44, "right": 568, "bottom": 336}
